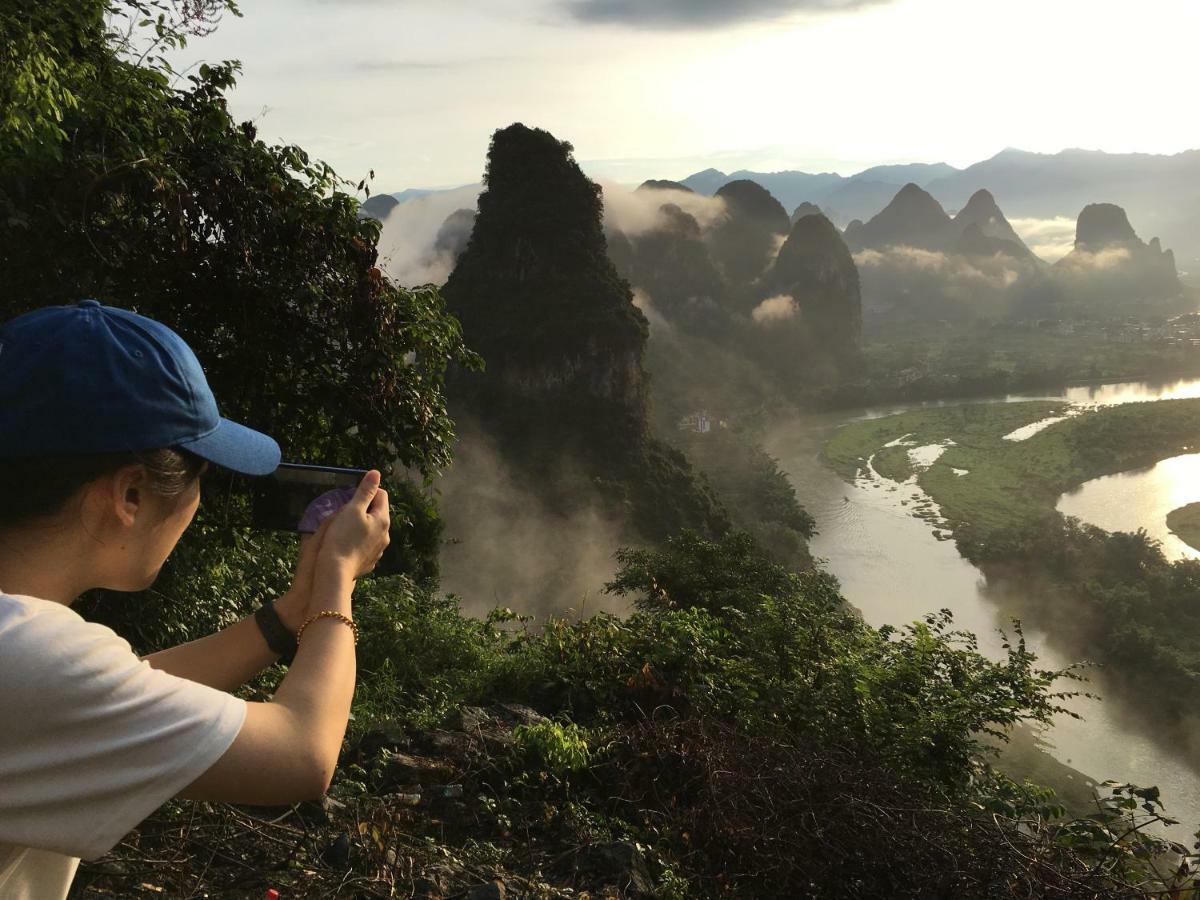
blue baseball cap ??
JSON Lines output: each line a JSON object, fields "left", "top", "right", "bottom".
{"left": 0, "top": 300, "right": 281, "bottom": 475}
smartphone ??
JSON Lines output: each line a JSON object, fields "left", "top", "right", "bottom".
{"left": 250, "top": 463, "right": 369, "bottom": 533}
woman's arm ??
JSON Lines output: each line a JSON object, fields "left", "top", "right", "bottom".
{"left": 143, "top": 528, "right": 325, "bottom": 690}
{"left": 180, "top": 471, "right": 388, "bottom": 804}
{"left": 142, "top": 588, "right": 308, "bottom": 691}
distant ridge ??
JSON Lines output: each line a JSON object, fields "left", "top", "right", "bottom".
{"left": 663, "top": 148, "right": 1200, "bottom": 266}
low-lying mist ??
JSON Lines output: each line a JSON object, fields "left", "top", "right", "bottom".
{"left": 376, "top": 185, "right": 481, "bottom": 286}
{"left": 435, "top": 419, "right": 632, "bottom": 621}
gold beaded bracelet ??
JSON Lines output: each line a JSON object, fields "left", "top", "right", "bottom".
{"left": 295, "top": 610, "right": 359, "bottom": 646}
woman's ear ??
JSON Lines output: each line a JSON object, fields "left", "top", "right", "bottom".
{"left": 110, "top": 464, "right": 147, "bottom": 528}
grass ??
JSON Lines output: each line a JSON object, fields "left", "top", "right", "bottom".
{"left": 825, "top": 398, "right": 1200, "bottom": 540}
{"left": 1166, "top": 502, "right": 1200, "bottom": 552}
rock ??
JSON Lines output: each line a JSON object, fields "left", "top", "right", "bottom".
{"left": 381, "top": 750, "right": 455, "bottom": 786}
{"left": 442, "top": 784, "right": 464, "bottom": 799}
{"left": 466, "top": 880, "right": 506, "bottom": 900}
{"left": 356, "top": 718, "right": 411, "bottom": 757}
{"left": 423, "top": 729, "right": 476, "bottom": 758}
{"left": 322, "top": 832, "right": 352, "bottom": 868}
{"left": 496, "top": 702, "right": 550, "bottom": 728}
{"left": 445, "top": 706, "right": 492, "bottom": 732}
{"left": 572, "top": 841, "right": 656, "bottom": 896}
{"left": 413, "top": 874, "right": 449, "bottom": 898}
{"left": 436, "top": 704, "right": 551, "bottom": 752}
{"left": 294, "top": 795, "right": 346, "bottom": 825}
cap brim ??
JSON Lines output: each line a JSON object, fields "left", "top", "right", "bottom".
{"left": 177, "top": 418, "right": 281, "bottom": 476}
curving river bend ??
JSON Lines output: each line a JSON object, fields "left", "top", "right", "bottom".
{"left": 767, "top": 377, "right": 1200, "bottom": 836}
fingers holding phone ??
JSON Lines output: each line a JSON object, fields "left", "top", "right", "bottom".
{"left": 317, "top": 470, "right": 391, "bottom": 581}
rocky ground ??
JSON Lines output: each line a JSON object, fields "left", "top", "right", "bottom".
{"left": 71, "top": 704, "right": 658, "bottom": 899}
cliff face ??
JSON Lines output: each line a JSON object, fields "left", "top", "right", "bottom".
{"left": 443, "top": 123, "right": 649, "bottom": 428}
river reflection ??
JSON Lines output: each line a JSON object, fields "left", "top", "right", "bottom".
{"left": 1059, "top": 453, "right": 1200, "bottom": 562}
{"left": 768, "top": 375, "right": 1200, "bottom": 838}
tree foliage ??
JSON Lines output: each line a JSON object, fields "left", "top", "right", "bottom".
{"left": 1, "top": 0, "right": 473, "bottom": 478}
{"left": 1, "top": 0, "right": 475, "bottom": 639}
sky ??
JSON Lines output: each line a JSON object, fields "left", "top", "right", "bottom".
{"left": 173, "top": 0, "right": 1200, "bottom": 192}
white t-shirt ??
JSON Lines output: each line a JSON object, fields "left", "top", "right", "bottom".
{"left": 0, "top": 592, "right": 246, "bottom": 900}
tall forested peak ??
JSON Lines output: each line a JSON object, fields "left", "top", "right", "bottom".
{"left": 1075, "top": 202, "right": 1140, "bottom": 249}
{"left": 715, "top": 179, "right": 790, "bottom": 233}
{"left": 443, "top": 123, "right": 648, "bottom": 414}
{"left": 1054, "top": 203, "right": 1182, "bottom": 310}
{"left": 770, "top": 213, "right": 857, "bottom": 287}
{"left": 757, "top": 212, "right": 862, "bottom": 383}
{"left": 637, "top": 179, "right": 694, "bottom": 194}
{"left": 845, "top": 182, "right": 952, "bottom": 251}
{"left": 952, "top": 189, "right": 1033, "bottom": 257}
{"left": 358, "top": 193, "right": 399, "bottom": 221}
{"left": 703, "top": 180, "right": 790, "bottom": 287}
{"left": 890, "top": 182, "right": 950, "bottom": 220}
{"left": 791, "top": 201, "right": 823, "bottom": 223}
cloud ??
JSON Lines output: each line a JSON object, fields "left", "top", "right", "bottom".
{"left": 565, "top": 0, "right": 888, "bottom": 28}
{"left": 631, "top": 288, "right": 675, "bottom": 335}
{"left": 436, "top": 419, "right": 631, "bottom": 620}
{"left": 854, "top": 246, "right": 1024, "bottom": 290}
{"left": 600, "top": 182, "right": 727, "bottom": 237}
{"left": 752, "top": 294, "right": 799, "bottom": 324}
{"left": 375, "top": 185, "right": 482, "bottom": 286}
{"left": 1056, "top": 246, "right": 1133, "bottom": 272}
{"left": 1010, "top": 216, "right": 1077, "bottom": 263}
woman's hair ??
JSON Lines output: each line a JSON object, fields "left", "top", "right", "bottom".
{"left": 0, "top": 448, "right": 206, "bottom": 530}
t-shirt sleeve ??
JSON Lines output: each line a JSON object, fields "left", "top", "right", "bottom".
{"left": 0, "top": 598, "right": 247, "bottom": 860}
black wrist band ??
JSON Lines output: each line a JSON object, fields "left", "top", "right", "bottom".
{"left": 255, "top": 599, "right": 298, "bottom": 665}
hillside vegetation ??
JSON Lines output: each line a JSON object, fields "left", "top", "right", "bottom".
{"left": 5, "top": 3, "right": 1200, "bottom": 896}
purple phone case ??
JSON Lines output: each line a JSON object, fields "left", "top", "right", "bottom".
{"left": 298, "top": 488, "right": 356, "bottom": 533}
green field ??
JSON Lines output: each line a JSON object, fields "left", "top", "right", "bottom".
{"left": 825, "top": 398, "right": 1200, "bottom": 543}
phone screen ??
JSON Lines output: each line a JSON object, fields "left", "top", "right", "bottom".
{"left": 250, "top": 463, "right": 368, "bottom": 533}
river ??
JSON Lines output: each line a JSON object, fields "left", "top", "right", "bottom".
{"left": 766, "top": 376, "right": 1200, "bottom": 836}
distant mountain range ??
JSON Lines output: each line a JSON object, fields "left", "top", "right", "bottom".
{"left": 371, "top": 147, "right": 1200, "bottom": 274}
{"left": 675, "top": 148, "right": 1200, "bottom": 269}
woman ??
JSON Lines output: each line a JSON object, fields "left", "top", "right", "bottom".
{"left": 0, "top": 300, "right": 391, "bottom": 899}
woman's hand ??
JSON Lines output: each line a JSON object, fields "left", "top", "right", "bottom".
{"left": 315, "top": 469, "right": 391, "bottom": 584}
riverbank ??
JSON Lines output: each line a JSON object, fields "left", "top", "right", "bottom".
{"left": 823, "top": 396, "right": 1200, "bottom": 722}
{"left": 1167, "top": 502, "right": 1200, "bottom": 552}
